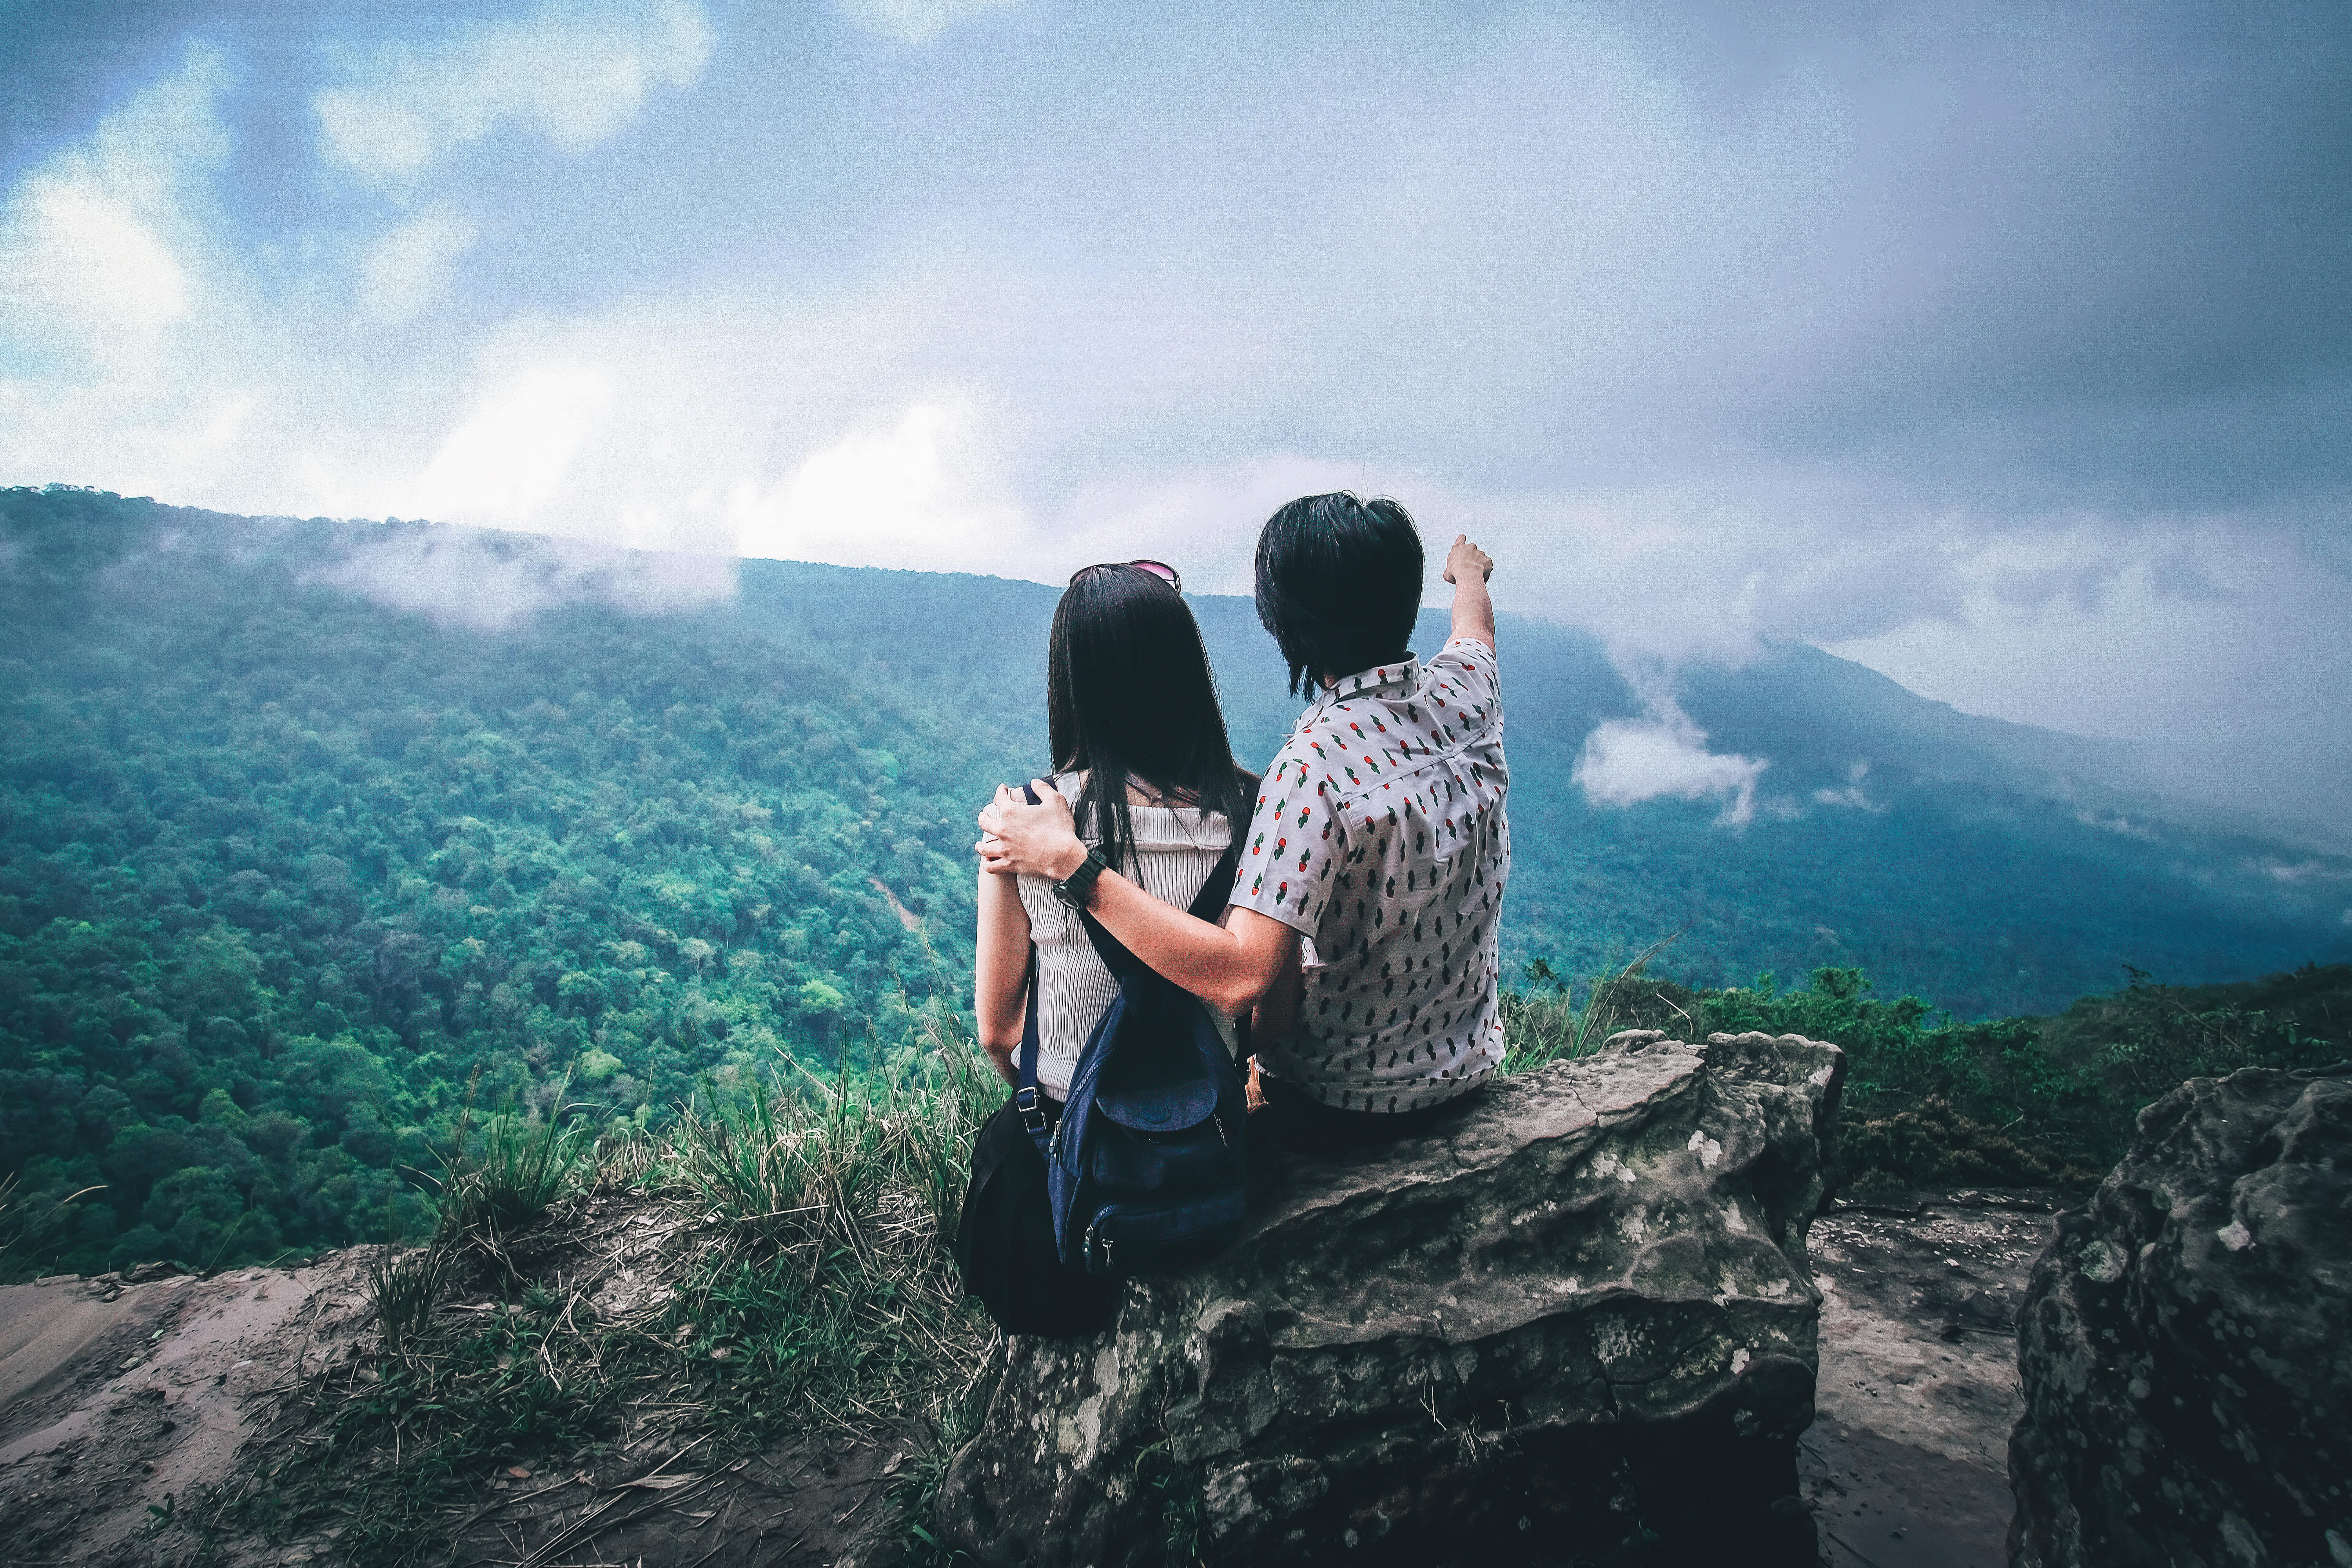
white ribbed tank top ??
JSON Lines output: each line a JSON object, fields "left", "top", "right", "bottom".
{"left": 1013, "top": 773, "right": 1240, "bottom": 1100}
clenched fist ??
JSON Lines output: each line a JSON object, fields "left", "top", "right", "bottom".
{"left": 1443, "top": 534, "right": 1492, "bottom": 584}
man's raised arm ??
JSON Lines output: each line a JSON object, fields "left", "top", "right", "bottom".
{"left": 1445, "top": 534, "right": 1495, "bottom": 652}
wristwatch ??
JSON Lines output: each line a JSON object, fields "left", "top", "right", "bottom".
{"left": 1052, "top": 847, "right": 1110, "bottom": 910}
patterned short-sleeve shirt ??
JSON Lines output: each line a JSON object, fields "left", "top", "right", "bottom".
{"left": 1227, "top": 639, "right": 1511, "bottom": 1111}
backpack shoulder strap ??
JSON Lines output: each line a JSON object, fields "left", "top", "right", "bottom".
{"left": 1184, "top": 832, "right": 1244, "bottom": 922}
{"left": 1012, "top": 777, "right": 1055, "bottom": 1140}
{"left": 1013, "top": 941, "right": 1050, "bottom": 1140}
{"left": 1022, "top": 777, "right": 1245, "bottom": 984}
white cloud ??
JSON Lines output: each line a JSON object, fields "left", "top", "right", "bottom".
{"left": 358, "top": 207, "right": 477, "bottom": 324}
{"left": 1813, "top": 759, "right": 1885, "bottom": 812}
{"left": 2250, "top": 857, "right": 2352, "bottom": 887}
{"left": 2076, "top": 809, "right": 2159, "bottom": 842}
{"left": 0, "top": 44, "right": 276, "bottom": 497}
{"left": 0, "top": 179, "right": 190, "bottom": 351}
{"left": 834, "top": 0, "right": 1021, "bottom": 47}
{"left": 309, "top": 522, "right": 737, "bottom": 630}
{"left": 732, "top": 390, "right": 1031, "bottom": 572}
{"left": 411, "top": 357, "right": 626, "bottom": 526}
{"left": 313, "top": 0, "right": 714, "bottom": 190}
{"left": 0, "top": 45, "right": 229, "bottom": 364}
{"left": 1573, "top": 685, "right": 1767, "bottom": 828}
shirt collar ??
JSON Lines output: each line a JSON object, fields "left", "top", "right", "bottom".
{"left": 1303, "top": 655, "right": 1420, "bottom": 721}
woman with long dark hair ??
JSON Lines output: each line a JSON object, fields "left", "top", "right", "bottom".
{"left": 952, "top": 560, "right": 1255, "bottom": 1337}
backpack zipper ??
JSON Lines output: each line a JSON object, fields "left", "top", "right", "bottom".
{"left": 1213, "top": 1112, "right": 1230, "bottom": 1148}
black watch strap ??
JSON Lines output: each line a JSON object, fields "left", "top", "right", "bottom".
{"left": 1053, "top": 848, "right": 1109, "bottom": 910}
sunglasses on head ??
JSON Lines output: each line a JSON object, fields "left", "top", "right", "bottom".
{"left": 1070, "top": 559, "right": 1182, "bottom": 593}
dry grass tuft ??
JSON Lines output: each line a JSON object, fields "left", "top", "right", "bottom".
{"left": 432, "top": 1067, "right": 598, "bottom": 1248}
{"left": 211, "top": 1002, "right": 1004, "bottom": 1567}
{"left": 0, "top": 1172, "right": 106, "bottom": 1266}
{"left": 361, "top": 1241, "right": 453, "bottom": 1357}
{"left": 1501, "top": 927, "right": 1695, "bottom": 1074}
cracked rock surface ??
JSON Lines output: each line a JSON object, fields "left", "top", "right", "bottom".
{"left": 934, "top": 1030, "right": 1845, "bottom": 1567}
{"left": 2008, "top": 1063, "right": 2352, "bottom": 1568}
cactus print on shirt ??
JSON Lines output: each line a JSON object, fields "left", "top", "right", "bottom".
{"left": 1228, "top": 638, "right": 1510, "bottom": 1112}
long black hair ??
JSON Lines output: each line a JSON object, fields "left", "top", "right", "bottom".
{"left": 1048, "top": 564, "right": 1254, "bottom": 871}
{"left": 1254, "top": 492, "right": 1425, "bottom": 695}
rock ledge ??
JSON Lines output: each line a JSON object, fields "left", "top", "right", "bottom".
{"left": 935, "top": 1030, "right": 1846, "bottom": 1566}
{"left": 2009, "top": 1062, "right": 2352, "bottom": 1568}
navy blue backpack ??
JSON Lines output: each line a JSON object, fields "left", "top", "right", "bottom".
{"left": 1014, "top": 793, "right": 1250, "bottom": 1278}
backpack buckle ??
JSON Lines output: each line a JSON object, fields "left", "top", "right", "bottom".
{"left": 1014, "top": 1085, "right": 1047, "bottom": 1134}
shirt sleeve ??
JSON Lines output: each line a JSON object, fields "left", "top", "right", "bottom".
{"left": 1426, "top": 638, "right": 1500, "bottom": 730}
{"left": 1225, "top": 740, "right": 1343, "bottom": 938}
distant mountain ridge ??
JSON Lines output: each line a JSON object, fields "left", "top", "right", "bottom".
{"left": 1678, "top": 642, "right": 2350, "bottom": 855}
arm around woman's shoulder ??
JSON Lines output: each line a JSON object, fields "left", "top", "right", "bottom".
{"left": 976, "top": 782, "right": 1302, "bottom": 1020}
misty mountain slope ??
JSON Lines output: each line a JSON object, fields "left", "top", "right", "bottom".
{"left": 1459, "top": 679, "right": 2348, "bottom": 1018}
{"left": 1684, "top": 641, "right": 2143, "bottom": 791}
{"left": 0, "top": 493, "right": 1081, "bottom": 1263}
{"left": 1677, "top": 642, "right": 2351, "bottom": 853}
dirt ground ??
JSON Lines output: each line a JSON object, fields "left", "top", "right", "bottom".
{"left": 0, "top": 1189, "right": 2058, "bottom": 1567}
{"left": 1800, "top": 1189, "right": 2068, "bottom": 1568}
{"left": 0, "top": 1227, "right": 935, "bottom": 1568}
{"left": 0, "top": 1259, "right": 348, "bottom": 1566}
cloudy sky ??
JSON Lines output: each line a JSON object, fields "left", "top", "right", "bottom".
{"left": 3, "top": 0, "right": 2348, "bottom": 778}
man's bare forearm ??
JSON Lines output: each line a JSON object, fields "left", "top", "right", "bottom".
{"left": 1444, "top": 534, "right": 1496, "bottom": 651}
{"left": 1450, "top": 577, "right": 1494, "bottom": 651}
{"left": 1080, "top": 871, "right": 1297, "bottom": 1020}
{"left": 973, "top": 781, "right": 1299, "bottom": 1016}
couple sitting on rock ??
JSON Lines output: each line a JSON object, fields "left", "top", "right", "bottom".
{"left": 955, "top": 492, "right": 1510, "bottom": 1336}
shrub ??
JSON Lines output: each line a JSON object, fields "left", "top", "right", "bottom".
{"left": 1502, "top": 958, "right": 2351, "bottom": 1192}
{"left": 1837, "top": 1098, "right": 2103, "bottom": 1192}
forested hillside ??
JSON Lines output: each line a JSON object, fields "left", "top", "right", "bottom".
{"left": 2, "top": 486, "right": 2346, "bottom": 1273}
{"left": 0, "top": 490, "right": 1052, "bottom": 1268}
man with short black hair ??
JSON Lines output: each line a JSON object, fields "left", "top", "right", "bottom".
{"left": 1252, "top": 493, "right": 1430, "bottom": 697}
{"left": 978, "top": 492, "right": 1508, "bottom": 1153}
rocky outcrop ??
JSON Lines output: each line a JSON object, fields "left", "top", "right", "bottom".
{"left": 2009, "top": 1063, "right": 2352, "bottom": 1568}
{"left": 933, "top": 1031, "right": 1846, "bottom": 1566}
